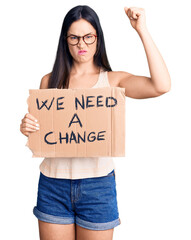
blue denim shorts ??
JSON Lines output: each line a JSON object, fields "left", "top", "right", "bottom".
{"left": 33, "top": 169, "right": 121, "bottom": 231}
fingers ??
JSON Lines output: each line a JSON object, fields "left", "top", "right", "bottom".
{"left": 20, "top": 123, "right": 38, "bottom": 137}
{"left": 22, "top": 116, "right": 39, "bottom": 128}
{"left": 21, "top": 122, "right": 39, "bottom": 131}
{"left": 124, "top": 6, "right": 142, "bottom": 20}
{"left": 23, "top": 113, "right": 38, "bottom": 123}
{"left": 132, "top": 11, "right": 138, "bottom": 20}
{"left": 124, "top": 7, "right": 129, "bottom": 13}
{"left": 126, "top": 8, "right": 137, "bottom": 20}
{"left": 20, "top": 113, "right": 40, "bottom": 137}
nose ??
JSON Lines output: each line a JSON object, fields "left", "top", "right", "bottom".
{"left": 77, "top": 37, "right": 85, "bottom": 46}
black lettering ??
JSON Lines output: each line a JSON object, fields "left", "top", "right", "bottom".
{"left": 97, "top": 95, "right": 104, "bottom": 107}
{"left": 70, "top": 131, "right": 77, "bottom": 143}
{"left": 57, "top": 97, "right": 64, "bottom": 110}
{"left": 75, "top": 95, "right": 85, "bottom": 110}
{"left": 106, "top": 97, "right": 117, "bottom": 107}
{"left": 77, "top": 131, "right": 86, "bottom": 143}
{"left": 59, "top": 132, "right": 69, "bottom": 144}
{"left": 86, "top": 96, "right": 95, "bottom": 108}
{"left": 87, "top": 132, "right": 96, "bottom": 142}
{"left": 36, "top": 97, "right": 55, "bottom": 110}
{"left": 68, "top": 113, "right": 82, "bottom": 128}
{"left": 97, "top": 131, "right": 106, "bottom": 141}
{"left": 44, "top": 131, "right": 57, "bottom": 144}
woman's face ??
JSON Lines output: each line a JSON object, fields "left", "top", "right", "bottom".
{"left": 66, "top": 19, "right": 97, "bottom": 63}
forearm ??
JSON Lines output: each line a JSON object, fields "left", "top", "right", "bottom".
{"left": 137, "top": 27, "right": 171, "bottom": 92}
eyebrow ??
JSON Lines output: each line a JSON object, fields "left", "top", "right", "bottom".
{"left": 68, "top": 32, "right": 93, "bottom": 36}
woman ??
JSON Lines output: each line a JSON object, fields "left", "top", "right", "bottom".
{"left": 20, "top": 5, "right": 171, "bottom": 240}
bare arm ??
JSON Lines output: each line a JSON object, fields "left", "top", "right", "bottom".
{"left": 118, "top": 72, "right": 163, "bottom": 99}
{"left": 39, "top": 73, "right": 50, "bottom": 89}
{"left": 118, "top": 7, "right": 171, "bottom": 99}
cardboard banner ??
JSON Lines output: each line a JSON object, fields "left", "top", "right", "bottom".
{"left": 26, "top": 87, "right": 126, "bottom": 157}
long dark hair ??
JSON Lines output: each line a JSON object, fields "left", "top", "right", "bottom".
{"left": 48, "top": 5, "right": 112, "bottom": 89}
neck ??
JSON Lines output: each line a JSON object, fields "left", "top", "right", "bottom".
{"left": 70, "top": 60, "right": 100, "bottom": 75}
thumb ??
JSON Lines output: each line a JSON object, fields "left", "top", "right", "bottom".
{"left": 124, "top": 6, "right": 129, "bottom": 13}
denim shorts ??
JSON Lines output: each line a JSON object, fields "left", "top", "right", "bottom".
{"left": 33, "top": 169, "right": 121, "bottom": 231}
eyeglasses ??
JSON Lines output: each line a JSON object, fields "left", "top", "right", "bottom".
{"left": 65, "top": 34, "right": 97, "bottom": 46}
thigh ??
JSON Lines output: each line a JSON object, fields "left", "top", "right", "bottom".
{"left": 33, "top": 172, "right": 75, "bottom": 225}
{"left": 76, "top": 225, "right": 114, "bottom": 240}
{"left": 75, "top": 169, "right": 120, "bottom": 229}
{"left": 35, "top": 172, "right": 73, "bottom": 218}
{"left": 38, "top": 220, "right": 75, "bottom": 240}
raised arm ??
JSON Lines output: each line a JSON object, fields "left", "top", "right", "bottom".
{"left": 117, "top": 7, "right": 171, "bottom": 99}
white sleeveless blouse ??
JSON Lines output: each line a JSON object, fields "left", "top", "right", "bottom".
{"left": 39, "top": 68, "right": 115, "bottom": 179}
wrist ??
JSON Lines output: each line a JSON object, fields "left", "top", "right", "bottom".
{"left": 137, "top": 26, "right": 149, "bottom": 36}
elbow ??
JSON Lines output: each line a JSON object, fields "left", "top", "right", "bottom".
{"left": 156, "top": 80, "right": 171, "bottom": 94}
{"left": 159, "top": 85, "right": 171, "bottom": 94}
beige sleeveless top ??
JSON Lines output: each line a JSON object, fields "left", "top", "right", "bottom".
{"left": 39, "top": 68, "right": 115, "bottom": 179}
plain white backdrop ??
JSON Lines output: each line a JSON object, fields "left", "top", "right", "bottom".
{"left": 1, "top": 0, "right": 191, "bottom": 239}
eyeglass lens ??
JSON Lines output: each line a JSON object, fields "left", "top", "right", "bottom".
{"left": 67, "top": 34, "right": 96, "bottom": 45}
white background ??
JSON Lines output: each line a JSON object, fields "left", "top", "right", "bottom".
{"left": 1, "top": 0, "right": 191, "bottom": 239}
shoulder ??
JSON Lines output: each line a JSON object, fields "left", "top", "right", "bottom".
{"left": 39, "top": 72, "right": 52, "bottom": 89}
{"left": 107, "top": 71, "right": 133, "bottom": 87}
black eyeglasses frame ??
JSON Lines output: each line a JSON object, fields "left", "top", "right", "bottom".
{"left": 65, "top": 34, "right": 97, "bottom": 46}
